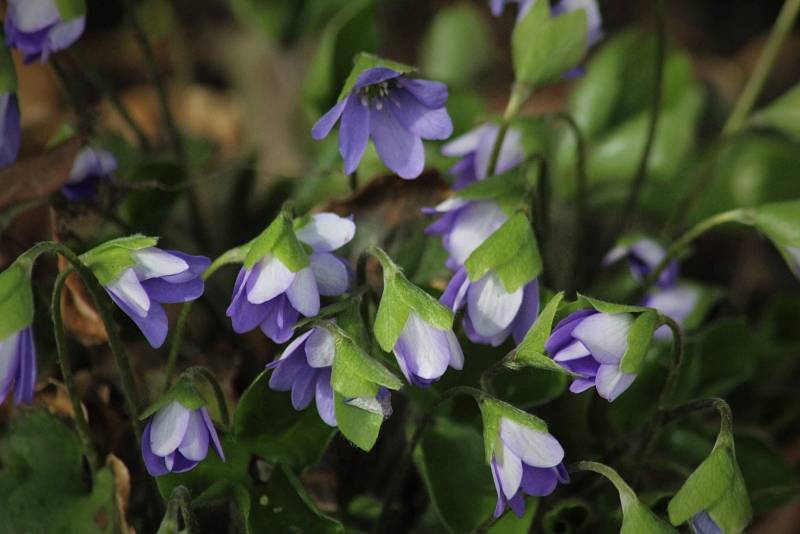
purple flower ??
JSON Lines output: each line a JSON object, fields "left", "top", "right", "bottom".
{"left": 643, "top": 284, "right": 700, "bottom": 341}
{"left": 604, "top": 237, "right": 679, "bottom": 289}
{"left": 104, "top": 248, "right": 210, "bottom": 348}
{"left": 546, "top": 310, "right": 636, "bottom": 401}
{"left": 424, "top": 199, "right": 508, "bottom": 270}
{"left": 489, "top": 416, "right": 568, "bottom": 518}
{"left": 5, "top": 0, "right": 86, "bottom": 63}
{"left": 312, "top": 67, "right": 453, "bottom": 179}
{"left": 226, "top": 213, "right": 354, "bottom": 344}
{"left": 0, "top": 327, "right": 36, "bottom": 405}
{"left": 141, "top": 401, "right": 224, "bottom": 476}
{"left": 391, "top": 312, "right": 463, "bottom": 387}
{"left": 441, "top": 123, "right": 523, "bottom": 189}
{"left": 0, "top": 92, "right": 20, "bottom": 169}
{"left": 490, "top": 0, "right": 603, "bottom": 48}
{"left": 441, "top": 266, "right": 539, "bottom": 346}
{"left": 689, "top": 512, "right": 723, "bottom": 534}
{"left": 267, "top": 326, "right": 393, "bottom": 426}
{"left": 62, "top": 147, "right": 117, "bottom": 201}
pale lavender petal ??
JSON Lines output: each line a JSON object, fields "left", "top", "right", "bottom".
{"left": 201, "top": 407, "right": 225, "bottom": 462}
{"left": 108, "top": 291, "right": 169, "bottom": 348}
{"left": 268, "top": 345, "right": 308, "bottom": 390}
{"left": 141, "top": 422, "right": 170, "bottom": 476}
{"left": 499, "top": 418, "right": 564, "bottom": 468}
{"left": 159, "top": 251, "right": 210, "bottom": 283}
{"left": 389, "top": 88, "right": 452, "bottom": 140}
{"left": 446, "top": 201, "right": 508, "bottom": 265}
{"left": 309, "top": 253, "right": 349, "bottom": 297}
{"left": 474, "top": 125, "right": 522, "bottom": 180}
{"left": 311, "top": 98, "right": 347, "bottom": 140}
{"left": 569, "top": 378, "right": 596, "bottom": 393}
{"left": 545, "top": 309, "right": 595, "bottom": 355}
{"left": 285, "top": 267, "right": 320, "bottom": 317}
{"left": 150, "top": 401, "right": 192, "bottom": 456}
{"left": 106, "top": 269, "right": 150, "bottom": 318}
{"left": 393, "top": 313, "right": 451, "bottom": 382}
{"left": 463, "top": 314, "right": 511, "bottom": 347}
{"left": 291, "top": 367, "right": 317, "bottom": 410}
{"left": 131, "top": 248, "right": 189, "bottom": 281}
{"left": 269, "top": 329, "right": 314, "bottom": 368}
{"left": 7, "top": 0, "right": 59, "bottom": 33}
{"left": 42, "top": 16, "right": 84, "bottom": 59}
{"left": 305, "top": 327, "right": 335, "bottom": 368}
{"left": 369, "top": 103, "right": 425, "bottom": 179}
{"left": 315, "top": 370, "right": 337, "bottom": 427}
{"left": 0, "top": 330, "right": 21, "bottom": 404}
{"left": 440, "top": 267, "right": 470, "bottom": 312}
{"left": 467, "top": 272, "right": 524, "bottom": 338}
{"left": 441, "top": 124, "right": 490, "bottom": 157}
{"left": 572, "top": 313, "right": 633, "bottom": 365}
{"left": 296, "top": 213, "right": 356, "bottom": 252}
{"left": 490, "top": 457, "right": 509, "bottom": 518}
{"left": 512, "top": 280, "right": 540, "bottom": 344}
{"left": 595, "top": 364, "right": 635, "bottom": 401}
{"left": 247, "top": 256, "right": 295, "bottom": 305}
{"left": 177, "top": 409, "right": 210, "bottom": 461}
{"left": 445, "top": 330, "right": 464, "bottom": 370}
{"left": 259, "top": 296, "right": 299, "bottom": 344}
{"left": 339, "top": 95, "right": 370, "bottom": 174}
{"left": 494, "top": 442, "right": 523, "bottom": 499}
{"left": 226, "top": 268, "right": 269, "bottom": 333}
{"left": 398, "top": 78, "right": 448, "bottom": 108}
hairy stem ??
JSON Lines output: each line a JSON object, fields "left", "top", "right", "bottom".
{"left": 486, "top": 82, "right": 531, "bottom": 176}
{"left": 723, "top": 0, "right": 800, "bottom": 135}
{"left": 51, "top": 267, "right": 101, "bottom": 473}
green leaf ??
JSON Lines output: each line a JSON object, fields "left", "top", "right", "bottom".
{"left": 55, "top": 0, "right": 86, "bottom": 21}
{"left": 0, "top": 263, "right": 34, "bottom": 341}
{"left": 751, "top": 200, "right": 800, "bottom": 276}
{"left": 0, "top": 31, "right": 17, "bottom": 93}
{"left": 705, "top": 464, "right": 751, "bottom": 534}
{"left": 457, "top": 168, "right": 528, "bottom": 206}
{"left": 619, "top": 310, "right": 657, "bottom": 374}
{"left": 512, "top": 0, "right": 587, "bottom": 87}
{"left": 464, "top": 213, "right": 542, "bottom": 292}
{"left": 338, "top": 52, "right": 416, "bottom": 101}
{"left": 0, "top": 410, "right": 117, "bottom": 533}
{"left": 139, "top": 375, "right": 207, "bottom": 420}
{"left": 420, "top": 3, "right": 492, "bottom": 86}
{"left": 327, "top": 322, "right": 403, "bottom": 399}
{"left": 233, "top": 371, "right": 336, "bottom": 467}
{"left": 333, "top": 393, "right": 383, "bottom": 451}
{"left": 516, "top": 292, "right": 564, "bottom": 356}
{"left": 750, "top": 83, "right": 800, "bottom": 141}
{"left": 80, "top": 234, "right": 159, "bottom": 285}
{"left": 303, "top": 0, "right": 377, "bottom": 114}
{"left": 414, "top": 418, "right": 537, "bottom": 533}
{"left": 667, "top": 447, "right": 735, "bottom": 525}
{"left": 577, "top": 294, "right": 649, "bottom": 315}
{"left": 373, "top": 248, "right": 453, "bottom": 351}
{"left": 243, "top": 214, "right": 310, "bottom": 272}
{"left": 480, "top": 397, "right": 548, "bottom": 463}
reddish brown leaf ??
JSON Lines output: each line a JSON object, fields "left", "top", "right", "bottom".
{"left": 58, "top": 253, "right": 109, "bottom": 346}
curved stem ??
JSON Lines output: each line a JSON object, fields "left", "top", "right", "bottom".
{"left": 641, "top": 208, "right": 750, "bottom": 294}
{"left": 51, "top": 267, "right": 100, "bottom": 473}
{"left": 572, "top": 461, "right": 637, "bottom": 506}
{"left": 486, "top": 82, "right": 531, "bottom": 176}
{"left": 164, "top": 245, "right": 247, "bottom": 392}
{"left": 374, "top": 386, "right": 484, "bottom": 532}
{"left": 612, "top": 0, "right": 665, "bottom": 240}
{"left": 186, "top": 366, "right": 230, "bottom": 428}
{"left": 723, "top": 0, "right": 800, "bottom": 135}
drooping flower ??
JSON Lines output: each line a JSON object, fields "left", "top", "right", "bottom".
{"left": 603, "top": 237, "right": 679, "bottom": 289}
{"left": 489, "top": 416, "right": 568, "bottom": 518}
{"left": 545, "top": 310, "right": 636, "bottom": 401}
{"left": 440, "top": 123, "right": 523, "bottom": 189}
{"left": 141, "top": 400, "right": 224, "bottom": 476}
{"left": 441, "top": 266, "right": 539, "bottom": 346}
{"left": 391, "top": 312, "right": 463, "bottom": 387}
{"left": 103, "top": 248, "right": 210, "bottom": 348}
{"left": 5, "top": 0, "right": 86, "bottom": 63}
{"left": 0, "top": 92, "right": 20, "bottom": 169}
{"left": 267, "top": 326, "right": 393, "bottom": 426}
{"left": 62, "top": 147, "right": 117, "bottom": 201}
{"left": 643, "top": 284, "right": 701, "bottom": 341}
{"left": 226, "top": 213, "right": 354, "bottom": 344}
{"left": 312, "top": 67, "right": 452, "bottom": 179}
{"left": 424, "top": 199, "right": 508, "bottom": 270}
{"left": 489, "top": 0, "right": 603, "bottom": 49}
{"left": 0, "top": 326, "right": 36, "bottom": 405}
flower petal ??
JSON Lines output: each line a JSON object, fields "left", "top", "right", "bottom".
{"left": 296, "top": 213, "right": 356, "bottom": 252}
{"left": 106, "top": 269, "right": 150, "bottom": 317}
{"left": 226, "top": 268, "right": 269, "bottom": 333}
{"left": 291, "top": 367, "right": 317, "bottom": 410}
{"left": 177, "top": 409, "right": 210, "bottom": 462}
{"left": 393, "top": 313, "right": 451, "bottom": 382}
{"left": 309, "top": 253, "right": 350, "bottom": 297}
{"left": 13, "top": 328, "right": 36, "bottom": 405}
{"left": 389, "top": 88, "right": 453, "bottom": 140}
{"left": 246, "top": 256, "right": 295, "bottom": 305}
{"left": 315, "top": 370, "right": 337, "bottom": 427}
{"left": 354, "top": 67, "right": 400, "bottom": 89}
{"left": 440, "top": 267, "right": 470, "bottom": 312}
{"left": 369, "top": 104, "right": 425, "bottom": 179}
{"left": 259, "top": 295, "right": 300, "bottom": 343}
{"left": 446, "top": 201, "right": 507, "bottom": 265}
{"left": 7, "top": 0, "right": 60, "bottom": 33}
{"left": 499, "top": 417, "right": 564, "bottom": 468}
{"left": 441, "top": 124, "right": 490, "bottom": 157}
{"left": 132, "top": 248, "right": 189, "bottom": 280}
{"left": 467, "top": 272, "right": 524, "bottom": 338}
{"left": 0, "top": 331, "right": 21, "bottom": 404}
{"left": 150, "top": 401, "right": 192, "bottom": 457}
{"left": 339, "top": 95, "right": 370, "bottom": 174}
{"left": 512, "top": 280, "right": 540, "bottom": 344}
{"left": 286, "top": 267, "right": 320, "bottom": 317}
{"left": 572, "top": 312, "right": 633, "bottom": 365}
{"left": 494, "top": 443, "right": 523, "bottom": 499}
{"left": 201, "top": 408, "right": 225, "bottom": 462}
{"left": 141, "top": 422, "right": 170, "bottom": 476}
{"left": 399, "top": 78, "right": 449, "bottom": 108}
{"left": 108, "top": 291, "right": 168, "bottom": 348}
{"left": 311, "top": 98, "right": 347, "bottom": 140}
{"left": 305, "top": 327, "right": 335, "bottom": 368}
{"left": 268, "top": 343, "right": 309, "bottom": 391}
{"left": 595, "top": 364, "right": 635, "bottom": 401}
{"left": 520, "top": 465, "right": 561, "bottom": 497}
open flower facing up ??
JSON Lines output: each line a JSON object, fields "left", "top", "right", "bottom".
{"left": 441, "top": 266, "right": 539, "bottom": 347}
{"left": 227, "top": 213, "right": 354, "bottom": 344}
{"left": 141, "top": 401, "right": 224, "bottom": 476}
{"left": 0, "top": 327, "right": 36, "bottom": 405}
{"left": 62, "top": 147, "right": 117, "bottom": 201}
{"left": 490, "top": 417, "right": 568, "bottom": 518}
{"left": 103, "top": 248, "right": 210, "bottom": 348}
{"left": 392, "top": 312, "right": 463, "bottom": 387}
{"left": 424, "top": 200, "right": 508, "bottom": 270}
{"left": 441, "top": 123, "right": 523, "bottom": 189}
{"left": 5, "top": 0, "right": 86, "bottom": 62}
{"left": 546, "top": 310, "right": 636, "bottom": 401}
{"left": 604, "top": 237, "right": 678, "bottom": 288}
{"left": 312, "top": 67, "right": 452, "bottom": 179}
{"left": 268, "top": 326, "right": 393, "bottom": 426}
{"left": 0, "top": 92, "right": 20, "bottom": 169}
{"left": 490, "top": 0, "right": 603, "bottom": 49}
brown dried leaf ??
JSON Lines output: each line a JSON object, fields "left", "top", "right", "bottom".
{"left": 0, "top": 136, "right": 82, "bottom": 210}
{"left": 106, "top": 454, "right": 136, "bottom": 534}
{"left": 58, "top": 252, "right": 109, "bottom": 346}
